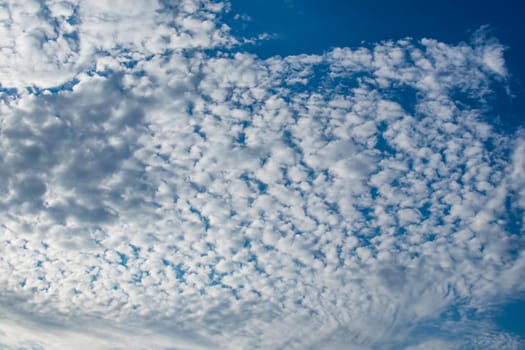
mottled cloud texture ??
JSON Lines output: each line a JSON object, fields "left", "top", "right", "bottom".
{"left": 0, "top": 1, "right": 524, "bottom": 349}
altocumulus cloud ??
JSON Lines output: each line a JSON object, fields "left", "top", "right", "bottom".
{"left": 0, "top": 1, "right": 524, "bottom": 349}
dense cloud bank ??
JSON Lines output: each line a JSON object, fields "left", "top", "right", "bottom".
{"left": 0, "top": 1, "right": 524, "bottom": 349}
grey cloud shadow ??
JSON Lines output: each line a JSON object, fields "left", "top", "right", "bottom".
{"left": 0, "top": 73, "right": 153, "bottom": 227}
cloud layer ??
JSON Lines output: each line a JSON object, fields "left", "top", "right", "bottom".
{"left": 0, "top": 1, "right": 524, "bottom": 349}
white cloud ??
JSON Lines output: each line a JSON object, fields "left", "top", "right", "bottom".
{"left": 0, "top": 1, "right": 524, "bottom": 350}
{"left": 0, "top": 0, "right": 234, "bottom": 89}
{"left": 0, "top": 302, "right": 215, "bottom": 350}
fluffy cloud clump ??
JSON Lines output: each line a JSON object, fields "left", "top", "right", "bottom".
{"left": 0, "top": 1, "right": 524, "bottom": 349}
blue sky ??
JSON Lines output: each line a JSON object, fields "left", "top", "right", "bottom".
{"left": 0, "top": 1, "right": 524, "bottom": 349}
{"left": 229, "top": 0, "right": 525, "bottom": 127}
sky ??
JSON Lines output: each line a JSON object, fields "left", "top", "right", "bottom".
{"left": 0, "top": 1, "right": 524, "bottom": 349}
{"left": 228, "top": 0, "right": 525, "bottom": 127}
